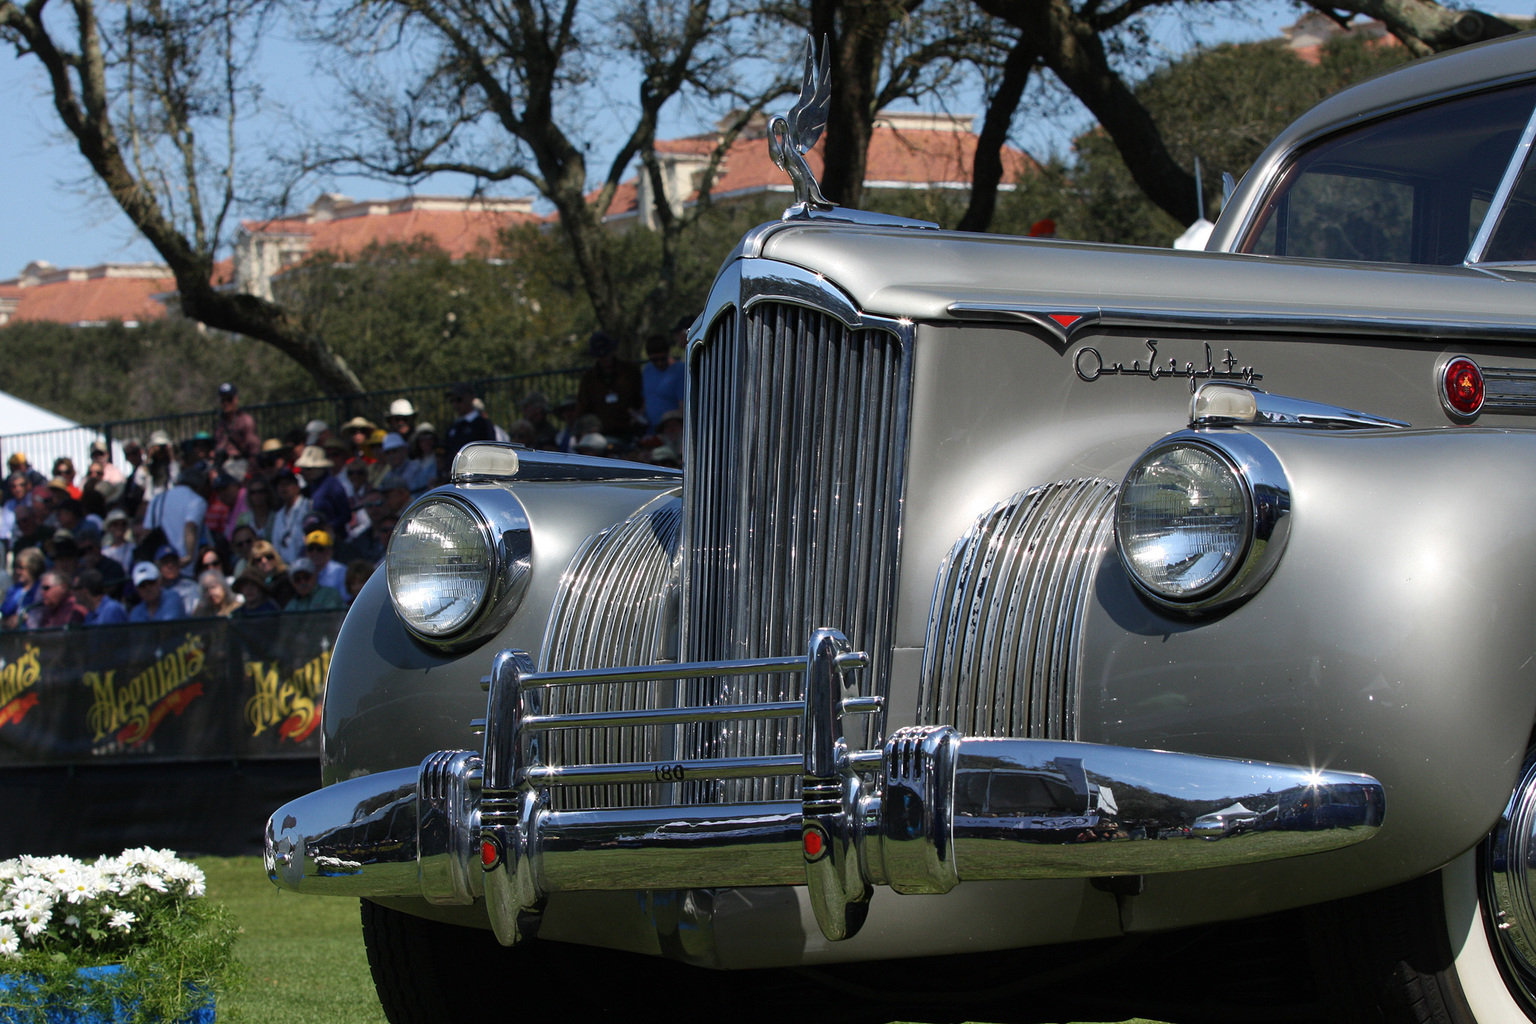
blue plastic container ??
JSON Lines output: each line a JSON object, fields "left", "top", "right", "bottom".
{"left": 0, "top": 965, "right": 213, "bottom": 1023}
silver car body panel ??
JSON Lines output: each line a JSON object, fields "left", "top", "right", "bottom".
{"left": 288, "top": 36, "right": 1536, "bottom": 971}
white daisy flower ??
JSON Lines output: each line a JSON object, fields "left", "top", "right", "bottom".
{"left": 0, "top": 924, "right": 18, "bottom": 958}
{"left": 22, "top": 908, "right": 49, "bottom": 937}
{"left": 8, "top": 889, "right": 52, "bottom": 921}
{"left": 58, "top": 869, "right": 101, "bottom": 904}
{"left": 63, "top": 914, "right": 80, "bottom": 928}
{"left": 109, "top": 909, "right": 136, "bottom": 931}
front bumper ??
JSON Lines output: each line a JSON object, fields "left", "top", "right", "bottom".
{"left": 266, "top": 628, "right": 1384, "bottom": 946}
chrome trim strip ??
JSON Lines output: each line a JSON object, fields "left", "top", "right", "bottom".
{"left": 1468, "top": 98, "right": 1536, "bottom": 265}
{"left": 946, "top": 302, "right": 1536, "bottom": 344}
{"left": 509, "top": 448, "right": 682, "bottom": 482}
{"left": 1190, "top": 383, "right": 1410, "bottom": 430}
{"left": 1485, "top": 366, "right": 1536, "bottom": 412}
{"left": 526, "top": 755, "right": 804, "bottom": 786}
{"left": 523, "top": 701, "right": 803, "bottom": 729}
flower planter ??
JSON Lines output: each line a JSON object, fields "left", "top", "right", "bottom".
{"left": 0, "top": 850, "right": 234, "bottom": 1024}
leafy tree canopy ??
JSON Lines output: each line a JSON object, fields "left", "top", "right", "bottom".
{"left": 993, "top": 35, "right": 1415, "bottom": 247}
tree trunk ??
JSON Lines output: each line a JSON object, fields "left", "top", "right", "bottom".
{"left": 976, "top": 0, "right": 1199, "bottom": 226}
{"left": 957, "top": 34, "right": 1037, "bottom": 233}
{"left": 812, "top": 0, "right": 912, "bottom": 209}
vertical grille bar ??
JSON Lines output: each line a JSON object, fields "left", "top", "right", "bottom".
{"left": 540, "top": 500, "right": 682, "bottom": 809}
{"left": 918, "top": 479, "right": 1116, "bottom": 741}
{"left": 683, "top": 300, "right": 910, "bottom": 801}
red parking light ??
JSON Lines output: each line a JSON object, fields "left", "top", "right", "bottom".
{"left": 1442, "top": 357, "right": 1485, "bottom": 418}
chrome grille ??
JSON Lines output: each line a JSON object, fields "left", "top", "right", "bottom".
{"left": 682, "top": 300, "right": 911, "bottom": 801}
{"left": 919, "top": 479, "right": 1117, "bottom": 740}
{"left": 539, "top": 497, "right": 681, "bottom": 809}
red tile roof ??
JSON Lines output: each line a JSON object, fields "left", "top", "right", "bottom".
{"left": 241, "top": 197, "right": 542, "bottom": 262}
{"left": 604, "top": 113, "right": 1036, "bottom": 218}
{"left": 1, "top": 267, "right": 176, "bottom": 326}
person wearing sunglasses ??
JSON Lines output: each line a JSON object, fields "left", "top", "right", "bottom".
{"left": 24, "top": 570, "right": 85, "bottom": 629}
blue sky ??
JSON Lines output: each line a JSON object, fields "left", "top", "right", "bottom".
{"left": 0, "top": 4, "right": 1304, "bottom": 279}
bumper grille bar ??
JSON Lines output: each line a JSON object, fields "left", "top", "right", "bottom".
{"left": 267, "top": 628, "right": 1387, "bottom": 951}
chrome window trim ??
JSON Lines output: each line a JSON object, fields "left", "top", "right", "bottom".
{"left": 388, "top": 487, "right": 533, "bottom": 651}
{"left": 1223, "top": 79, "right": 1536, "bottom": 256}
{"left": 1115, "top": 430, "right": 1292, "bottom": 616}
{"left": 1467, "top": 98, "right": 1536, "bottom": 265}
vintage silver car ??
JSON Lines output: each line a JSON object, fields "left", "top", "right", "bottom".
{"left": 268, "top": 32, "right": 1536, "bottom": 1024}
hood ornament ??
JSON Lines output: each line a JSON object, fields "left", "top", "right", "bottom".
{"left": 769, "top": 36, "right": 835, "bottom": 219}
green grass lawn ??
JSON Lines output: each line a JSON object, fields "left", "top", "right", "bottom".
{"left": 198, "top": 857, "right": 387, "bottom": 1024}
{"left": 197, "top": 855, "right": 1163, "bottom": 1024}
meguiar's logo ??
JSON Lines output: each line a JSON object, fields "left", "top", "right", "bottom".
{"left": 84, "top": 634, "right": 207, "bottom": 747}
{"left": 0, "top": 645, "right": 42, "bottom": 728}
{"left": 243, "top": 649, "right": 329, "bottom": 744}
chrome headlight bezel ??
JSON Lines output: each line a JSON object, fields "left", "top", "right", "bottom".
{"left": 387, "top": 487, "right": 532, "bottom": 650}
{"left": 1114, "top": 430, "right": 1291, "bottom": 614}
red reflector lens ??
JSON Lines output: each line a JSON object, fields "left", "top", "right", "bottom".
{"left": 803, "top": 829, "right": 824, "bottom": 858}
{"left": 481, "top": 839, "right": 498, "bottom": 868}
{"left": 1443, "top": 358, "right": 1484, "bottom": 417}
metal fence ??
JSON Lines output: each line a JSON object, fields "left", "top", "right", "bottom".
{"left": 0, "top": 368, "right": 585, "bottom": 474}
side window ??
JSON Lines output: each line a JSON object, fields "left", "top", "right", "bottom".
{"left": 1481, "top": 143, "right": 1536, "bottom": 262}
{"left": 1242, "top": 83, "right": 1536, "bottom": 265}
{"left": 1281, "top": 173, "right": 1414, "bottom": 262}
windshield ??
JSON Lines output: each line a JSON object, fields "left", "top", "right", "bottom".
{"left": 1240, "top": 82, "right": 1536, "bottom": 265}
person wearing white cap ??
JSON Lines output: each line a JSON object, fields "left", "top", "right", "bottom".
{"left": 127, "top": 561, "right": 187, "bottom": 622}
{"left": 386, "top": 399, "right": 418, "bottom": 439}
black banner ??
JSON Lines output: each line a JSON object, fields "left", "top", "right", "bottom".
{"left": 0, "top": 611, "right": 345, "bottom": 767}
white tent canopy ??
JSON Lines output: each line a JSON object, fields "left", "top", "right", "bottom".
{"left": 0, "top": 390, "right": 124, "bottom": 474}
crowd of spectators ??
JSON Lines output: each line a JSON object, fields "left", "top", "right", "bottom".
{"left": 0, "top": 325, "right": 692, "bottom": 631}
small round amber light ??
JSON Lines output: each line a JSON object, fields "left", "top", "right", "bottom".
{"left": 1443, "top": 357, "right": 1485, "bottom": 418}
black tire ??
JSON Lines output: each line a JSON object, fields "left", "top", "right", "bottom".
{"left": 1307, "top": 863, "right": 1480, "bottom": 1024}
{"left": 361, "top": 900, "right": 510, "bottom": 1023}
{"left": 360, "top": 900, "right": 765, "bottom": 1023}
{"left": 1307, "top": 755, "right": 1536, "bottom": 1024}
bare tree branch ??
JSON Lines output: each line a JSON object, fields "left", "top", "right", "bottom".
{"left": 0, "top": 0, "right": 365, "bottom": 394}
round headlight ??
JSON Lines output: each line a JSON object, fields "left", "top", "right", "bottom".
{"left": 1115, "top": 433, "right": 1290, "bottom": 612}
{"left": 388, "top": 498, "right": 492, "bottom": 638}
{"left": 1117, "top": 442, "right": 1250, "bottom": 601}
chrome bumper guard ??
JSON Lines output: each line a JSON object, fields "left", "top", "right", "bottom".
{"left": 266, "top": 628, "right": 1385, "bottom": 945}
